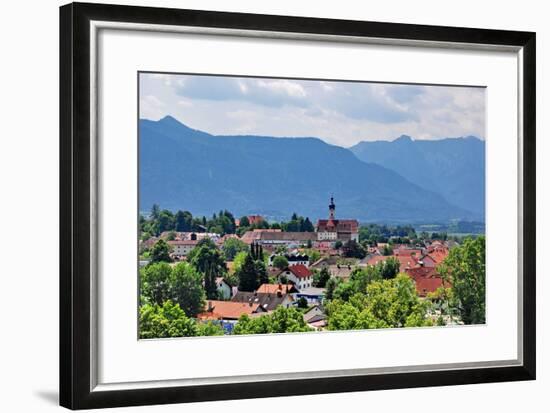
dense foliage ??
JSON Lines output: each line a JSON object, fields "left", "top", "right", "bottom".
{"left": 272, "top": 255, "right": 289, "bottom": 270}
{"left": 236, "top": 244, "right": 268, "bottom": 292}
{"left": 326, "top": 274, "right": 433, "bottom": 330}
{"left": 139, "top": 301, "right": 224, "bottom": 338}
{"left": 150, "top": 239, "right": 172, "bottom": 263}
{"left": 233, "top": 306, "right": 312, "bottom": 335}
{"left": 188, "top": 238, "right": 227, "bottom": 299}
{"left": 358, "top": 224, "right": 417, "bottom": 245}
{"left": 342, "top": 240, "right": 366, "bottom": 259}
{"left": 221, "top": 238, "right": 249, "bottom": 261}
{"left": 438, "top": 236, "right": 486, "bottom": 324}
{"left": 140, "top": 262, "right": 205, "bottom": 317}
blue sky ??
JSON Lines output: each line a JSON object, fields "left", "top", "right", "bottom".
{"left": 140, "top": 73, "right": 485, "bottom": 147}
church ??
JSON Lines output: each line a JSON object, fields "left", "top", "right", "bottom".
{"left": 316, "top": 197, "right": 359, "bottom": 242}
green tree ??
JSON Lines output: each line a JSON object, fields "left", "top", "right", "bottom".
{"left": 438, "top": 236, "right": 485, "bottom": 324}
{"left": 297, "top": 297, "right": 308, "bottom": 309}
{"left": 232, "top": 251, "right": 248, "bottom": 272}
{"left": 272, "top": 255, "right": 289, "bottom": 270}
{"left": 334, "top": 240, "right": 343, "bottom": 250}
{"left": 352, "top": 265, "right": 382, "bottom": 290}
{"left": 313, "top": 267, "right": 331, "bottom": 288}
{"left": 188, "top": 238, "right": 226, "bottom": 300}
{"left": 379, "top": 257, "right": 400, "bottom": 279}
{"left": 139, "top": 301, "right": 198, "bottom": 338}
{"left": 233, "top": 306, "right": 312, "bottom": 334}
{"left": 158, "top": 209, "right": 175, "bottom": 233}
{"left": 139, "top": 301, "right": 224, "bottom": 338}
{"left": 150, "top": 239, "right": 172, "bottom": 263}
{"left": 196, "top": 321, "right": 225, "bottom": 336}
{"left": 305, "top": 249, "right": 321, "bottom": 264}
{"left": 382, "top": 244, "right": 393, "bottom": 256}
{"left": 325, "top": 277, "right": 342, "bottom": 300}
{"left": 175, "top": 210, "right": 193, "bottom": 231}
{"left": 150, "top": 204, "right": 160, "bottom": 220}
{"left": 239, "top": 216, "right": 250, "bottom": 227}
{"left": 326, "top": 274, "right": 433, "bottom": 330}
{"left": 255, "top": 260, "right": 269, "bottom": 286}
{"left": 222, "top": 238, "right": 249, "bottom": 261}
{"left": 342, "top": 240, "right": 366, "bottom": 259}
{"left": 237, "top": 253, "right": 259, "bottom": 292}
{"left": 302, "top": 217, "right": 315, "bottom": 232}
{"left": 170, "top": 262, "right": 206, "bottom": 317}
{"left": 140, "top": 262, "right": 172, "bottom": 305}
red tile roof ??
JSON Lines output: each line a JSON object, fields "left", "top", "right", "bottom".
{"left": 405, "top": 267, "right": 449, "bottom": 297}
{"left": 288, "top": 264, "right": 312, "bottom": 279}
{"left": 256, "top": 284, "right": 297, "bottom": 294}
{"left": 197, "top": 300, "right": 262, "bottom": 320}
{"left": 427, "top": 249, "right": 449, "bottom": 265}
{"left": 248, "top": 215, "right": 265, "bottom": 225}
{"left": 317, "top": 219, "right": 358, "bottom": 233}
{"left": 394, "top": 248, "right": 423, "bottom": 257}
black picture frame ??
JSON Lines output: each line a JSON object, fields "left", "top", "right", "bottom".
{"left": 60, "top": 2, "right": 536, "bottom": 410}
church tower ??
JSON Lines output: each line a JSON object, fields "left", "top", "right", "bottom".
{"left": 329, "top": 196, "right": 336, "bottom": 220}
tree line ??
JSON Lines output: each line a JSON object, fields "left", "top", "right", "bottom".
{"left": 140, "top": 205, "right": 316, "bottom": 239}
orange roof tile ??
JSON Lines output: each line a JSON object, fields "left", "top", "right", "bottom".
{"left": 197, "top": 300, "right": 261, "bottom": 320}
{"left": 256, "top": 284, "right": 296, "bottom": 294}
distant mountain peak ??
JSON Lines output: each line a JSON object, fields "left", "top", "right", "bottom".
{"left": 158, "top": 114, "right": 181, "bottom": 124}
{"left": 394, "top": 134, "right": 413, "bottom": 142}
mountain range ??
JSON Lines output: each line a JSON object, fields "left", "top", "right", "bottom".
{"left": 350, "top": 135, "right": 485, "bottom": 219}
{"left": 139, "top": 116, "right": 484, "bottom": 223}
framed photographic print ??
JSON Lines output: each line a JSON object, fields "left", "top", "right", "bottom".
{"left": 59, "top": 2, "right": 536, "bottom": 410}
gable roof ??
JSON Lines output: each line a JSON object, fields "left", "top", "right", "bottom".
{"left": 288, "top": 264, "right": 312, "bottom": 279}
{"left": 317, "top": 219, "right": 359, "bottom": 233}
{"left": 259, "top": 232, "right": 317, "bottom": 242}
{"left": 197, "top": 300, "right": 263, "bottom": 320}
{"left": 231, "top": 289, "right": 294, "bottom": 312}
{"left": 256, "top": 283, "right": 297, "bottom": 294}
{"left": 405, "top": 267, "right": 449, "bottom": 296}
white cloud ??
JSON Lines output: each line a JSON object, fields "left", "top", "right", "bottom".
{"left": 139, "top": 73, "right": 485, "bottom": 145}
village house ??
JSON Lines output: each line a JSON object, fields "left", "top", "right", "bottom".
{"left": 406, "top": 267, "right": 449, "bottom": 297}
{"left": 231, "top": 284, "right": 295, "bottom": 311}
{"left": 215, "top": 277, "right": 233, "bottom": 300}
{"left": 240, "top": 228, "right": 282, "bottom": 245}
{"left": 167, "top": 239, "right": 199, "bottom": 257}
{"left": 295, "top": 287, "right": 325, "bottom": 305}
{"left": 303, "top": 304, "right": 328, "bottom": 330}
{"left": 278, "top": 264, "right": 314, "bottom": 290}
{"left": 366, "top": 246, "right": 449, "bottom": 296}
{"left": 160, "top": 231, "right": 221, "bottom": 242}
{"left": 316, "top": 197, "right": 359, "bottom": 242}
{"left": 197, "top": 300, "right": 267, "bottom": 333}
{"left": 255, "top": 231, "right": 317, "bottom": 248}
{"left": 310, "top": 256, "right": 357, "bottom": 281}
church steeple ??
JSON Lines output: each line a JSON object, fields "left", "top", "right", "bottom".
{"left": 329, "top": 196, "right": 336, "bottom": 220}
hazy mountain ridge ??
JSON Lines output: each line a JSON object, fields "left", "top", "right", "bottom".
{"left": 350, "top": 134, "right": 485, "bottom": 219}
{"left": 139, "top": 116, "right": 478, "bottom": 223}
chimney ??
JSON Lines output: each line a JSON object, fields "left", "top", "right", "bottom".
{"left": 207, "top": 301, "right": 213, "bottom": 312}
